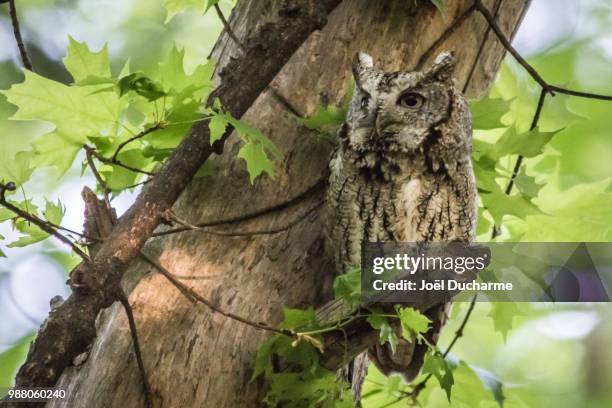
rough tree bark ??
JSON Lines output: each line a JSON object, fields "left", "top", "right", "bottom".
{"left": 48, "top": 0, "right": 530, "bottom": 406}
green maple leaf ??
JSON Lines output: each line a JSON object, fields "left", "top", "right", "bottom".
{"left": 396, "top": 307, "right": 430, "bottom": 340}
{"left": 230, "top": 116, "right": 282, "bottom": 183}
{"left": 521, "top": 175, "right": 612, "bottom": 241}
{"left": 0, "top": 200, "right": 37, "bottom": 223}
{"left": 490, "top": 126, "right": 561, "bottom": 160}
{"left": 366, "top": 312, "right": 399, "bottom": 355}
{"left": 238, "top": 142, "right": 275, "bottom": 183}
{"left": 481, "top": 192, "right": 542, "bottom": 226}
{"left": 208, "top": 112, "right": 229, "bottom": 144}
{"left": 63, "top": 36, "right": 111, "bottom": 83}
{"left": 163, "top": 0, "right": 221, "bottom": 22}
{"left": 204, "top": 0, "right": 220, "bottom": 13}
{"left": 252, "top": 334, "right": 277, "bottom": 381}
{"left": 444, "top": 361, "right": 505, "bottom": 408}
{"left": 0, "top": 233, "right": 5, "bottom": 257}
{"left": 158, "top": 46, "right": 214, "bottom": 99}
{"left": 32, "top": 134, "right": 82, "bottom": 177}
{"left": 135, "top": 47, "right": 215, "bottom": 151}
{"left": 279, "top": 307, "right": 318, "bottom": 331}
{"left": 470, "top": 97, "right": 512, "bottom": 130}
{"left": 476, "top": 206, "right": 493, "bottom": 236}
{"left": 163, "top": 0, "right": 202, "bottom": 22}
{"left": 230, "top": 117, "right": 282, "bottom": 159}
{"left": 2, "top": 70, "right": 122, "bottom": 176}
{"left": 333, "top": 268, "right": 361, "bottom": 305}
{"left": 118, "top": 73, "right": 166, "bottom": 101}
{"left": 8, "top": 199, "right": 65, "bottom": 248}
{"left": 473, "top": 160, "right": 542, "bottom": 225}
{"left": 493, "top": 61, "right": 584, "bottom": 133}
{"left": 0, "top": 150, "right": 33, "bottom": 186}
{"left": 43, "top": 199, "right": 65, "bottom": 225}
{"left": 487, "top": 302, "right": 523, "bottom": 342}
{"left": 514, "top": 167, "right": 544, "bottom": 199}
{"left": 422, "top": 352, "right": 454, "bottom": 401}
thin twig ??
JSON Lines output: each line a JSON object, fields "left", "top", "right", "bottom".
{"left": 84, "top": 145, "right": 155, "bottom": 177}
{"left": 214, "top": 4, "right": 245, "bottom": 53}
{"left": 415, "top": 3, "right": 477, "bottom": 70}
{"left": 474, "top": 0, "right": 612, "bottom": 101}
{"left": 7, "top": 0, "right": 33, "bottom": 70}
{"left": 152, "top": 177, "right": 325, "bottom": 237}
{"left": 474, "top": 0, "right": 548, "bottom": 90}
{"left": 0, "top": 210, "right": 98, "bottom": 242}
{"left": 546, "top": 84, "right": 612, "bottom": 101}
{"left": 0, "top": 182, "right": 91, "bottom": 261}
{"left": 441, "top": 296, "right": 477, "bottom": 358}
{"left": 504, "top": 88, "right": 547, "bottom": 196}
{"left": 117, "top": 291, "right": 153, "bottom": 408}
{"left": 123, "top": 179, "right": 152, "bottom": 190}
{"left": 140, "top": 251, "right": 292, "bottom": 337}
{"left": 85, "top": 145, "right": 111, "bottom": 207}
{"left": 162, "top": 201, "right": 322, "bottom": 237}
{"left": 47, "top": 220, "right": 100, "bottom": 243}
{"left": 491, "top": 87, "right": 547, "bottom": 239}
{"left": 112, "top": 123, "right": 164, "bottom": 163}
{"left": 168, "top": 274, "right": 217, "bottom": 281}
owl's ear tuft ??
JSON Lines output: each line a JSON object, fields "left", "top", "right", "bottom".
{"left": 352, "top": 52, "right": 374, "bottom": 87}
{"left": 426, "top": 51, "right": 455, "bottom": 83}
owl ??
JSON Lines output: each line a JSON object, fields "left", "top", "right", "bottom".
{"left": 325, "top": 51, "right": 477, "bottom": 399}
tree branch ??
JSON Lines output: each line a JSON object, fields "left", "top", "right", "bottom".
{"left": 0, "top": 182, "right": 91, "bottom": 261}
{"left": 117, "top": 291, "right": 153, "bottom": 408}
{"left": 473, "top": 0, "right": 612, "bottom": 101}
{"left": 152, "top": 177, "right": 325, "bottom": 237}
{"left": 415, "top": 3, "right": 477, "bottom": 70}
{"left": 491, "top": 85, "right": 547, "bottom": 239}
{"left": 10, "top": 0, "right": 342, "bottom": 391}
{"left": 163, "top": 201, "right": 322, "bottom": 237}
{"left": 84, "top": 145, "right": 155, "bottom": 177}
{"left": 111, "top": 123, "right": 164, "bottom": 163}
{"left": 6, "top": 0, "right": 33, "bottom": 71}
{"left": 214, "top": 4, "right": 245, "bottom": 54}
{"left": 85, "top": 145, "right": 112, "bottom": 207}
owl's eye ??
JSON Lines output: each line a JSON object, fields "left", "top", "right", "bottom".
{"left": 398, "top": 92, "right": 424, "bottom": 109}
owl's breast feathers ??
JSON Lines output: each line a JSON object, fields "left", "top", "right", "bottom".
{"left": 325, "top": 145, "right": 477, "bottom": 275}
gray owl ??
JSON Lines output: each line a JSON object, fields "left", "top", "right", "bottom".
{"left": 325, "top": 51, "right": 477, "bottom": 399}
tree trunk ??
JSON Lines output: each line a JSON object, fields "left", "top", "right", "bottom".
{"left": 50, "top": 0, "right": 530, "bottom": 406}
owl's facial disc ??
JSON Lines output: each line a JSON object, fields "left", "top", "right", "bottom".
{"left": 370, "top": 77, "right": 452, "bottom": 153}
{"left": 345, "top": 51, "right": 460, "bottom": 162}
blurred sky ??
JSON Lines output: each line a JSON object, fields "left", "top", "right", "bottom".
{"left": 0, "top": 0, "right": 610, "bottom": 361}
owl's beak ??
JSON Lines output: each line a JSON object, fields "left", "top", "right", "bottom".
{"left": 375, "top": 114, "right": 403, "bottom": 138}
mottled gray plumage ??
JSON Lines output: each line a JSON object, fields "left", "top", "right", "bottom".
{"left": 325, "top": 51, "right": 477, "bottom": 400}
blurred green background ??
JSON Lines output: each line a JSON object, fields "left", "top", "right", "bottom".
{"left": 1, "top": 1, "right": 612, "bottom": 407}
